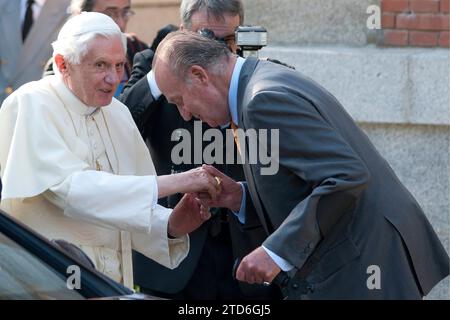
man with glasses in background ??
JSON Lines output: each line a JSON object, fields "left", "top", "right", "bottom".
{"left": 44, "top": 0, "right": 148, "bottom": 96}
{"left": 120, "top": 0, "right": 278, "bottom": 300}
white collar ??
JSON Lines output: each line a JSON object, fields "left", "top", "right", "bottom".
{"left": 48, "top": 75, "right": 104, "bottom": 116}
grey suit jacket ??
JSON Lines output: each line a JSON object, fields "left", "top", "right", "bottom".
{"left": 236, "top": 58, "right": 449, "bottom": 299}
{"left": 0, "top": 0, "right": 70, "bottom": 105}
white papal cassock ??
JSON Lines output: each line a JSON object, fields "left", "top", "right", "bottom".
{"left": 0, "top": 75, "right": 189, "bottom": 288}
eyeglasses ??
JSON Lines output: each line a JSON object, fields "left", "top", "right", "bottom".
{"left": 102, "top": 8, "right": 135, "bottom": 21}
{"left": 198, "top": 28, "right": 236, "bottom": 51}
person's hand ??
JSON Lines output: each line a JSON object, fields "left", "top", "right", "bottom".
{"left": 167, "top": 193, "right": 211, "bottom": 238}
{"left": 157, "top": 166, "right": 221, "bottom": 201}
{"left": 235, "top": 246, "right": 281, "bottom": 285}
{"left": 196, "top": 165, "right": 243, "bottom": 212}
{"left": 181, "top": 166, "right": 222, "bottom": 201}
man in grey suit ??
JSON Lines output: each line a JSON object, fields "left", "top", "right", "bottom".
{"left": 0, "top": 0, "right": 70, "bottom": 198}
{"left": 120, "top": 0, "right": 277, "bottom": 299}
{"left": 0, "top": 0, "right": 70, "bottom": 106}
{"left": 152, "top": 30, "right": 450, "bottom": 299}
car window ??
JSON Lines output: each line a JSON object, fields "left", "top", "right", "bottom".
{"left": 0, "top": 232, "right": 84, "bottom": 300}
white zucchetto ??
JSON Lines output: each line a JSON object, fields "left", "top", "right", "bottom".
{"left": 57, "top": 11, "right": 121, "bottom": 40}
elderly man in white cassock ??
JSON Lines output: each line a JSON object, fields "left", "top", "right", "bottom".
{"left": 0, "top": 12, "right": 221, "bottom": 288}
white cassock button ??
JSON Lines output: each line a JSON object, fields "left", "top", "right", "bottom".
{"left": 89, "top": 129, "right": 94, "bottom": 136}
{"left": 93, "top": 143, "right": 97, "bottom": 149}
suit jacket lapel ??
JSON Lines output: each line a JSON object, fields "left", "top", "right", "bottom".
{"left": 237, "top": 58, "right": 272, "bottom": 235}
{"left": 0, "top": 1, "right": 22, "bottom": 77}
{"left": 18, "top": 0, "right": 69, "bottom": 77}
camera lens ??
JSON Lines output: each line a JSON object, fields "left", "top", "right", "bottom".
{"left": 198, "top": 28, "right": 216, "bottom": 40}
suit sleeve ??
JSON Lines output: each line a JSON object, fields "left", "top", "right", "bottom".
{"left": 244, "top": 90, "right": 370, "bottom": 269}
{"left": 119, "top": 49, "right": 163, "bottom": 135}
{"left": 123, "top": 49, "right": 153, "bottom": 90}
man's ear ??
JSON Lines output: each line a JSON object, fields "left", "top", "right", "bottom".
{"left": 54, "top": 54, "right": 68, "bottom": 74}
{"left": 188, "top": 65, "right": 208, "bottom": 84}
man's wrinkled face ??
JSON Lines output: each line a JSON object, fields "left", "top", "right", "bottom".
{"left": 155, "top": 60, "right": 230, "bottom": 128}
{"left": 64, "top": 36, "right": 126, "bottom": 107}
{"left": 186, "top": 10, "right": 240, "bottom": 53}
{"left": 92, "top": 0, "right": 132, "bottom": 32}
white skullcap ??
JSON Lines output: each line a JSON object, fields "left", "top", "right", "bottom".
{"left": 57, "top": 11, "right": 121, "bottom": 40}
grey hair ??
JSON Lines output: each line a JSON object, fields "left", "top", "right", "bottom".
{"left": 154, "top": 30, "right": 233, "bottom": 80}
{"left": 180, "top": 0, "right": 244, "bottom": 30}
{"left": 69, "top": 0, "right": 96, "bottom": 15}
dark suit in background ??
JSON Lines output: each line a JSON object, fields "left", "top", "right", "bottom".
{"left": 119, "top": 49, "right": 274, "bottom": 299}
{"left": 234, "top": 58, "right": 449, "bottom": 299}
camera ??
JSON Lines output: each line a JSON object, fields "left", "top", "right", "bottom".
{"left": 198, "top": 25, "right": 268, "bottom": 58}
{"left": 235, "top": 25, "right": 268, "bottom": 58}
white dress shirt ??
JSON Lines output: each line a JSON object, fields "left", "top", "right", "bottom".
{"left": 147, "top": 69, "right": 162, "bottom": 100}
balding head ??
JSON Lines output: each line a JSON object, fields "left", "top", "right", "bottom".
{"left": 154, "top": 30, "right": 233, "bottom": 81}
{"left": 153, "top": 30, "right": 236, "bottom": 127}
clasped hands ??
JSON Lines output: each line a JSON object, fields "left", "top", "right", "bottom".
{"left": 163, "top": 165, "right": 222, "bottom": 238}
{"left": 167, "top": 164, "right": 281, "bottom": 286}
{"left": 158, "top": 164, "right": 240, "bottom": 223}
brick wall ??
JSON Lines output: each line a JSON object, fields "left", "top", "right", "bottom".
{"left": 382, "top": 0, "right": 449, "bottom": 47}
{"left": 128, "top": 0, "right": 180, "bottom": 45}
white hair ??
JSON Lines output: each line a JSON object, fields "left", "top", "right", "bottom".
{"left": 51, "top": 12, "right": 127, "bottom": 68}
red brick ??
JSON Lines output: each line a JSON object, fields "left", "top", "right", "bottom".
{"left": 382, "top": 13, "right": 396, "bottom": 28}
{"left": 397, "top": 13, "right": 445, "bottom": 30}
{"left": 382, "top": 0, "right": 409, "bottom": 12}
{"left": 410, "top": 0, "right": 440, "bottom": 13}
{"left": 441, "top": 14, "right": 450, "bottom": 30}
{"left": 441, "top": 0, "right": 450, "bottom": 13}
{"left": 383, "top": 30, "right": 409, "bottom": 45}
{"left": 409, "top": 31, "right": 439, "bottom": 46}
{"left": 439, "top": 31, "right": 450, "bottom": 46}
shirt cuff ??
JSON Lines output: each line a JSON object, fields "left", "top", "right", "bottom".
{"left": 262, "top": 245, "right": 295, "bottom": 272}
{"left": 147, "top": 69, "right": 162, "bottom": 100}
{"left": 231, "top": 182, "right": 246, "bottom": 224}
{"left": 149, "top": 175, "right": 158, "bottom": 209}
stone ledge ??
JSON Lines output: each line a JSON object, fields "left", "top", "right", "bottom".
{"left": 243, "top": 0, "right": 381, "bottom": 46}
{"left": 260, "top": 46, "right": 450, "bottom": 125}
